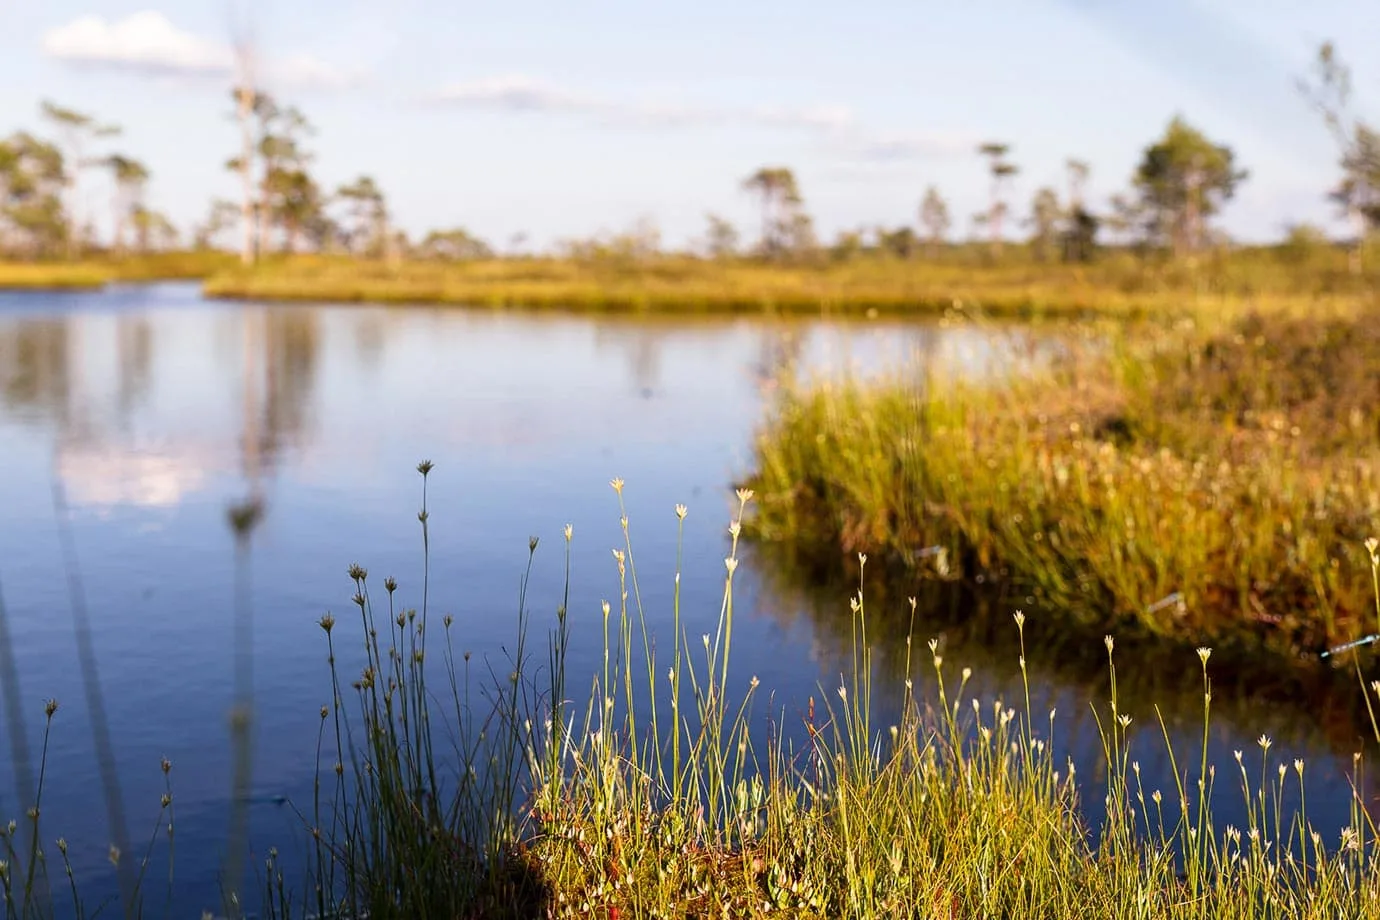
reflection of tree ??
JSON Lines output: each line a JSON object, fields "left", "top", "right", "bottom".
{"left": 260, "top": 309, "right": 319, "bottom": 467}
{"left": 114, "top": 314, "right": 153, "bottom": 421}
{"left": 590, "top": 319, "right": 672, "bottom": 395}
{"left": 0, "top": 317, "right": 71, "bottom": 422}
{"left": 352, "top": 312, "right": 387, "bottom": 373}
{"left": 239, "top": 307, "right": 321, "bottom": 483}
{"left": 750, "top": 324, "right": 806, "bottom": 391}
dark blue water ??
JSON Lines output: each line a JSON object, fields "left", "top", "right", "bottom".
{"left": 0, "top": 282, "right": 1371, "bottom": 917}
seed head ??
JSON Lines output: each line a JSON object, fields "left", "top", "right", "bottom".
{"left": 1258, "top": 735, "right": 1272, "bottom": 752}
{"left": 161, "top": 757, "right": 172, "bottom": 774}
{"left": 1367, "top": 537, "right": 1379, "bottom": 565}
{"left": 529, "top": 536, "right": 539, "bottom": 553}
{"left": 610, "top": 477, "right": 625, "bottom": 495}
{"left": 384, "top": 577, "right": 397, "bottom": 594}
{"left": 675, "top": 504, "right": 687, "bottom": 520}
{"left": 44, "top": 699, "right": 57, "bottom": 718}
{"left": 347, "top": 563, "right": 367, "bottom": 582}
{"left": 564, "top": 523, "right": 573, "bottom": 542}
{"left": 725, "top": 557, "right": 738, "bottom": 575}
{"left": 1104, "top": 635, "right": 1114, "bottom": 654}
{"left": 319, "top": 613, "right": 335, "bottom": 633}
{"left": 735, "top": 487, "right": 754, "bottom": 505}
{"left": 416, "top": 460, "right": 434, "bottom": 476}
{"left": 1197, "top": 647, "right": 1212, "bottom": 666}
{"left": 1013, "top": 610, "right": 1025, "bottom": 629}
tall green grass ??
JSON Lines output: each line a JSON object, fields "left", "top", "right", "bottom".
{"left": 6, "top": 466, "right": 1380, "bottom": 918}
{"left": 748, "top": 311, "right": 1380, "bottom": 673}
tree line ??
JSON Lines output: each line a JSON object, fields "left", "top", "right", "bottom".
{"left": 2, "top": 41, "right": 1375, "bottom": 269}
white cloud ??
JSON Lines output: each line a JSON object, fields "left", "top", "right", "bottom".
{"left": 437, "top": 74, "right": 599, "bottom": 112}
{"left": 42, "top": 10, "right": 361, "bottom": 90}
{"left": 43, "top": 10, "right": 233, "bottom": 75}
{"left": 431, "top": 74, "right": 965, "bottom": 163}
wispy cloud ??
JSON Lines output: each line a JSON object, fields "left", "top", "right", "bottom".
{"left": 431, "top": 74, "right": 969, "bottom": 162}
{"left": 42, "top": 10, "right": 363, "bottom": 90}
{"left": 43, "top": 10, "right": 233, "bottom": 76}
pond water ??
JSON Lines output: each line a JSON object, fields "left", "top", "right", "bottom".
{"left": 0, "top": 282, "right": 1371, "bottom": 916}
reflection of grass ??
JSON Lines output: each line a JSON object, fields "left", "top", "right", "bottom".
{"left": 203, "top": 250, "right": 1378, "bottom": 318}
{"left": 8, "top": 472, "right": 1380, "bottom": 917}
{"left": 0, "top": 252, "right": 238, "bottom": 290}
{"left": 744, "top": 538, "right": 1376, "bottom": 759}
{"left": 747, "top": 310, "right": 1380, "bottom": 671}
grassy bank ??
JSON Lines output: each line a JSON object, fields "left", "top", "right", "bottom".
{"left": 7, "top": 470, "right": 1380, "bottom": 918}
{"left": 202, "top": 250, "right": 1378, "bottom": 319}
{"left": 747, "top": 309, "right": 1380, "bottom": 673}
{"left": 0, "top": 252, "right": 237, "bottom": 291}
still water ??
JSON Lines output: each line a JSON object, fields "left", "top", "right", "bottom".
{"left": 0, "top": 282, "right": 1370, "bottom": 915}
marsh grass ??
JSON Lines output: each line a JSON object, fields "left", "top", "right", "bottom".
{"left": 202, "top": 249, "right": 1378, "bottom": 320}
{"left": 748, "top": 310, "right": 1380, "bottom": 672}
{"left": 7, "top": 466, "right": 1380, "bottom": 918}
{"left": 0, "top": 253, "right": 237, "bottom": 292}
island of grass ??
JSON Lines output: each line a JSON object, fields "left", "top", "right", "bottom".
{"left": 745, "top": 305, "right": 1380, "bottom": 686}
{"left": 200, "top": 247, "right": 1378, "bottom": 319}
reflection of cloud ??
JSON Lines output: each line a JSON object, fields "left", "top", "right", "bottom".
{"left": 57, "top": 444, "right": 217, "bottom": 509}
{"left": 431, "top": 74, "right": 968, "bottom": 161}
{"left": 41, "top": 11, "right": 362, "bottom": 89}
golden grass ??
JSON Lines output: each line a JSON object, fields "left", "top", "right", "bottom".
{"left": 202, "top": 249, "right": 1379, "bottom": 320}
{"left": 0, "top": 251, "right": 238, "bottom": 291}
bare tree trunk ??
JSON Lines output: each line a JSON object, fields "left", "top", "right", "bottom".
{"left": 1350, "top": 207, "right": 1365, "bottom": 275}
{"left": 234, "top": 89, "right": 256, "bottom": 265}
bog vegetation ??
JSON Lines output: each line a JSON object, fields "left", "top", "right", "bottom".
{"left": 6, "top": 469, "right": 1380, "bottom": 919}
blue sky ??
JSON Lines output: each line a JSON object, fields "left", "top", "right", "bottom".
{"left": 2, "top": 0, "right": 1377, "bottom": 250}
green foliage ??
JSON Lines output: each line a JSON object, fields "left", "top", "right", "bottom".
{"left": 0, "top": 132, "right": 68, "bottom": 259}
{"left": 1133, "top": 116, "right": 1248, "bottom": 255}
{"left": 1026, "top": 186, "right": 1062, "bottom": 261}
